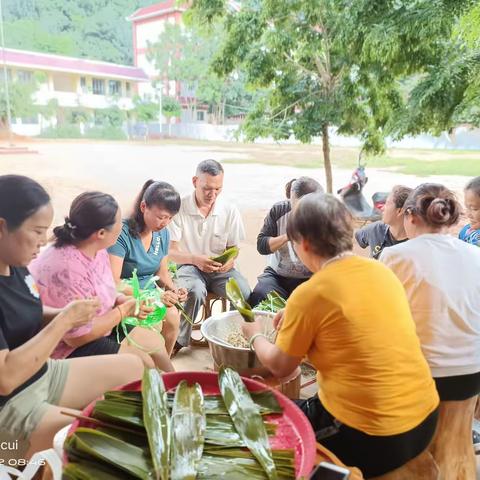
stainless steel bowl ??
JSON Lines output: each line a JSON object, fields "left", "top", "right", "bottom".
{"left": 200, "top": 310, "right": 275, "bottom": 376}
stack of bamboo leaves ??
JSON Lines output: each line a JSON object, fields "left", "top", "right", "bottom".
{"left": 63, "top": 367, "right": 297, "bottom": 479}
{"left": 254, "top": 292, "right": 287, "bottom": 314}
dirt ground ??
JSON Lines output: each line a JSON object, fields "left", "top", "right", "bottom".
{"left": 0, "top": 139, "right": 471, "bottom": 286}
{"left": 0, "top": 138, "right": 473, "bottom": 396}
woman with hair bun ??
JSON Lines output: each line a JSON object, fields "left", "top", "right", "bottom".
{"left": 30, "top": 192, "right": 175, "bottom": 372}
{"left": 381, "top": 183, "right": 480, "bottom": 477}
{"left": 108, "top": 180, "right": 185, "bottom": 356}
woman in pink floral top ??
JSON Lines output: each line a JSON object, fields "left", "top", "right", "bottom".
{"left": 30, "top": 192, "right": 174, "bottom": 372}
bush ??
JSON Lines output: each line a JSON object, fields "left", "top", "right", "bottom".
{"left": 84, "top": 125, "right": 127, "bottom": 140}
{"left": 39, "top": 124, "right": 82, "bottom": 138}
{"left": 39, "top": 124, "right": 127, "bottom": 140}
{"left": 94, "top": 107, "right": 125, "bottom": 127}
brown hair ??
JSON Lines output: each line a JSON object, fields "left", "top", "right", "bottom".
{"left": 391, "top": 185, "right": 413, "bottom": 209}
{"left": 287, "top": 193, "right": 353, "bottom": 258}
{"left": 403, "top": 183, "right": 460, "bottom": 227}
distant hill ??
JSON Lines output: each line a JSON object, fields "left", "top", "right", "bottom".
{"left": 2, "top": 0, "right": 160, "bottom": 65}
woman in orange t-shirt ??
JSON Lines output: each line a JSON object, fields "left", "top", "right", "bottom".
{"left": 242, "top": 193, "right": 439, "bottom": 478}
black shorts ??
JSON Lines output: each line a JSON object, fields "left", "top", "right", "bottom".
{"left": 107, "top": 324, "right": 135, "bottom": 344}
{"left": 296, "top": 395, "right": 438, "bottom": 478}
{"left": 434, "top": 371, "right": 480, "bottom": 401}
{"left": 66, "top": 336, "right": 121, "bottom": 358}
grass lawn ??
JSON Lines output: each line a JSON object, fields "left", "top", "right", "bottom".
{"left": 176, "top": 139, "right": 480, "bottom": 176}
{"left": 33, "top": 137, "right": 479, "bottom": 176}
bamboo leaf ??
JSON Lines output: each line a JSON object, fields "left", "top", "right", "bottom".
{"left": 205, "top": 417, "right": 277, "bottom": 447}
{"left": 65, "top": 428, "right": 153, "bottom": 479}
{"left": 170, "top": 381, "right": 206, "bottom": 479}
{"left": 103, "top": 389, "right": 282, "bottom": 416}
{"left": 199, "top": 390, "right": 282, "bottom": 415}
{"left": 63, "top": 460, "right": 134, "bottom": 480}
{"left": 92, "top": 399, "right": 144, "bottom": 429}
{"left": 219, "top": 367, "right": 278, "bottom": 479}
{"left": 225, "top": 278, "right": 255, "bottom": 322}
{"left": 211, "top": 246, "right": 239, "bottom": 264}
{"left": 254, "top": 291, "right": 287, "bottom": 313}
{"left": 175, "top": 301, "right": 195, "bottom": 325}
{"left": 198, "top": 451, "right": 295, "bottom": 479}
{"left": 142, "top": 369, "right": 170, "bottom": 480}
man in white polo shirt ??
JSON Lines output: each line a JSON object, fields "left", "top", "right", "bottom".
{"left": 169, "top": 159, "right": 250, "bottom": 353}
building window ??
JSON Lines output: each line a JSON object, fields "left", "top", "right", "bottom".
{"left": 197, "top": 111, "right": 205, "bottom": 122}
{"left": 109, "top": 80, "right": 121, "bottom": 96}
{"left": 125, "top": 82, "right": 131, "bottom": 97}
{"left": 17, "top": 70, "right": 33, "bottom": 84}
{"left": 92, "top": 78, "right": 105, "bottom": 95}
{"left": 80, "top": 77, "right": 87, "bottom": 92}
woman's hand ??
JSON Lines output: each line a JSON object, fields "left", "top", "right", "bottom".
{"left": 241, "top": 319, "right": 263, "bottom": 340}
{"left": 60, "top": 298, "right": 101, "bottom": 330}
{"left": 161, "top": 290, "right": 179, "bottom": 308}
{"left": 273, "top": 309, "right": 285, "bottom": 330}
{"left": 115, "top": 294, "right": 129, "bottom": 306}
{"left": 137, "top": 301, "right": 154, "bottom": 319}
{"left": 175, "top": 287, "right": 188, "bottom": 303}
{"left": 117, "top": 298, "right": 154, "bottom": 320}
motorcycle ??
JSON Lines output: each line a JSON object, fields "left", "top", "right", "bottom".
{"left": 337, "top": 165, "right": 388, "bottom": 222}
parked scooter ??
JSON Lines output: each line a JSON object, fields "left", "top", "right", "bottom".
{"left": 337, "top": 165, "right": 388, "bottom": 221}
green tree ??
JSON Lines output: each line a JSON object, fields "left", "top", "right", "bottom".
{"left": 133, "top": 95, "right": 159, "bottom": 122}
{"left": 4, "top": 19, "right": 76, "bottom": 56}
{"left": 342, "top": 0, "right": 480, "bottom": 138}
{"left": 148, "top": 20, "right": 254, "bottom": 125}
{"left": 94, "top": 105, "right": 126, "bottom": 127}
{"left": 3, "top": 0, "right": 160, "bottom": 64}
{"left": 0, "top": 81, "right": 38, "bottom": 129}
{"left": 162, "top": 96, "right": 181, "bottom": 136}
{"left": 148, "top": 22, "right": 208, "bottom": 121}
{"left": 191, "top": 0, "right": 405, "bottom": 192}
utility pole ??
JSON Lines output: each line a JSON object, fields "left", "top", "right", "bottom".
{"left": 0, "top": 0, "right": 13, "bottom": 146}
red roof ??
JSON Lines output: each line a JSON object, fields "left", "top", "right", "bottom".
{"left": 127, "top": 1, "right": 186, "bottom": 22}
{"left": 2, "top": 48, "right": 148, "bottom": 82}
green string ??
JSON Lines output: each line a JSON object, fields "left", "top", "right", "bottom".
{"left": 116, "top": 269, "right": 167, "bottom": 353}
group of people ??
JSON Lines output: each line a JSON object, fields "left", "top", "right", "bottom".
{"left": 242, "top": 176, "right": 480, "bottom": 477}
{"left": 0, "top": 159, "right": 251, "bottom": 461}
{"left": 0, "top": 158, "right": 479, "bottom": 478}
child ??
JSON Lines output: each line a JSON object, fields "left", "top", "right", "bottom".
{"left": 355, "top": 185, "right": 412, "bottom": 259}
{"left": 459, "top": 176, "right": 480, "bottom": 247}
{"left": 461, "top": 176, "right": 480, "bottom": 451}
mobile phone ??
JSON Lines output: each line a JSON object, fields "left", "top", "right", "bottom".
{"left": 309, "top": 462, "right": 351, "bottom": 480}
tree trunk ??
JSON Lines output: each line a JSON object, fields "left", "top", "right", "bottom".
{"left": 322, "top": 123, "right": 333, "bottom": 193}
